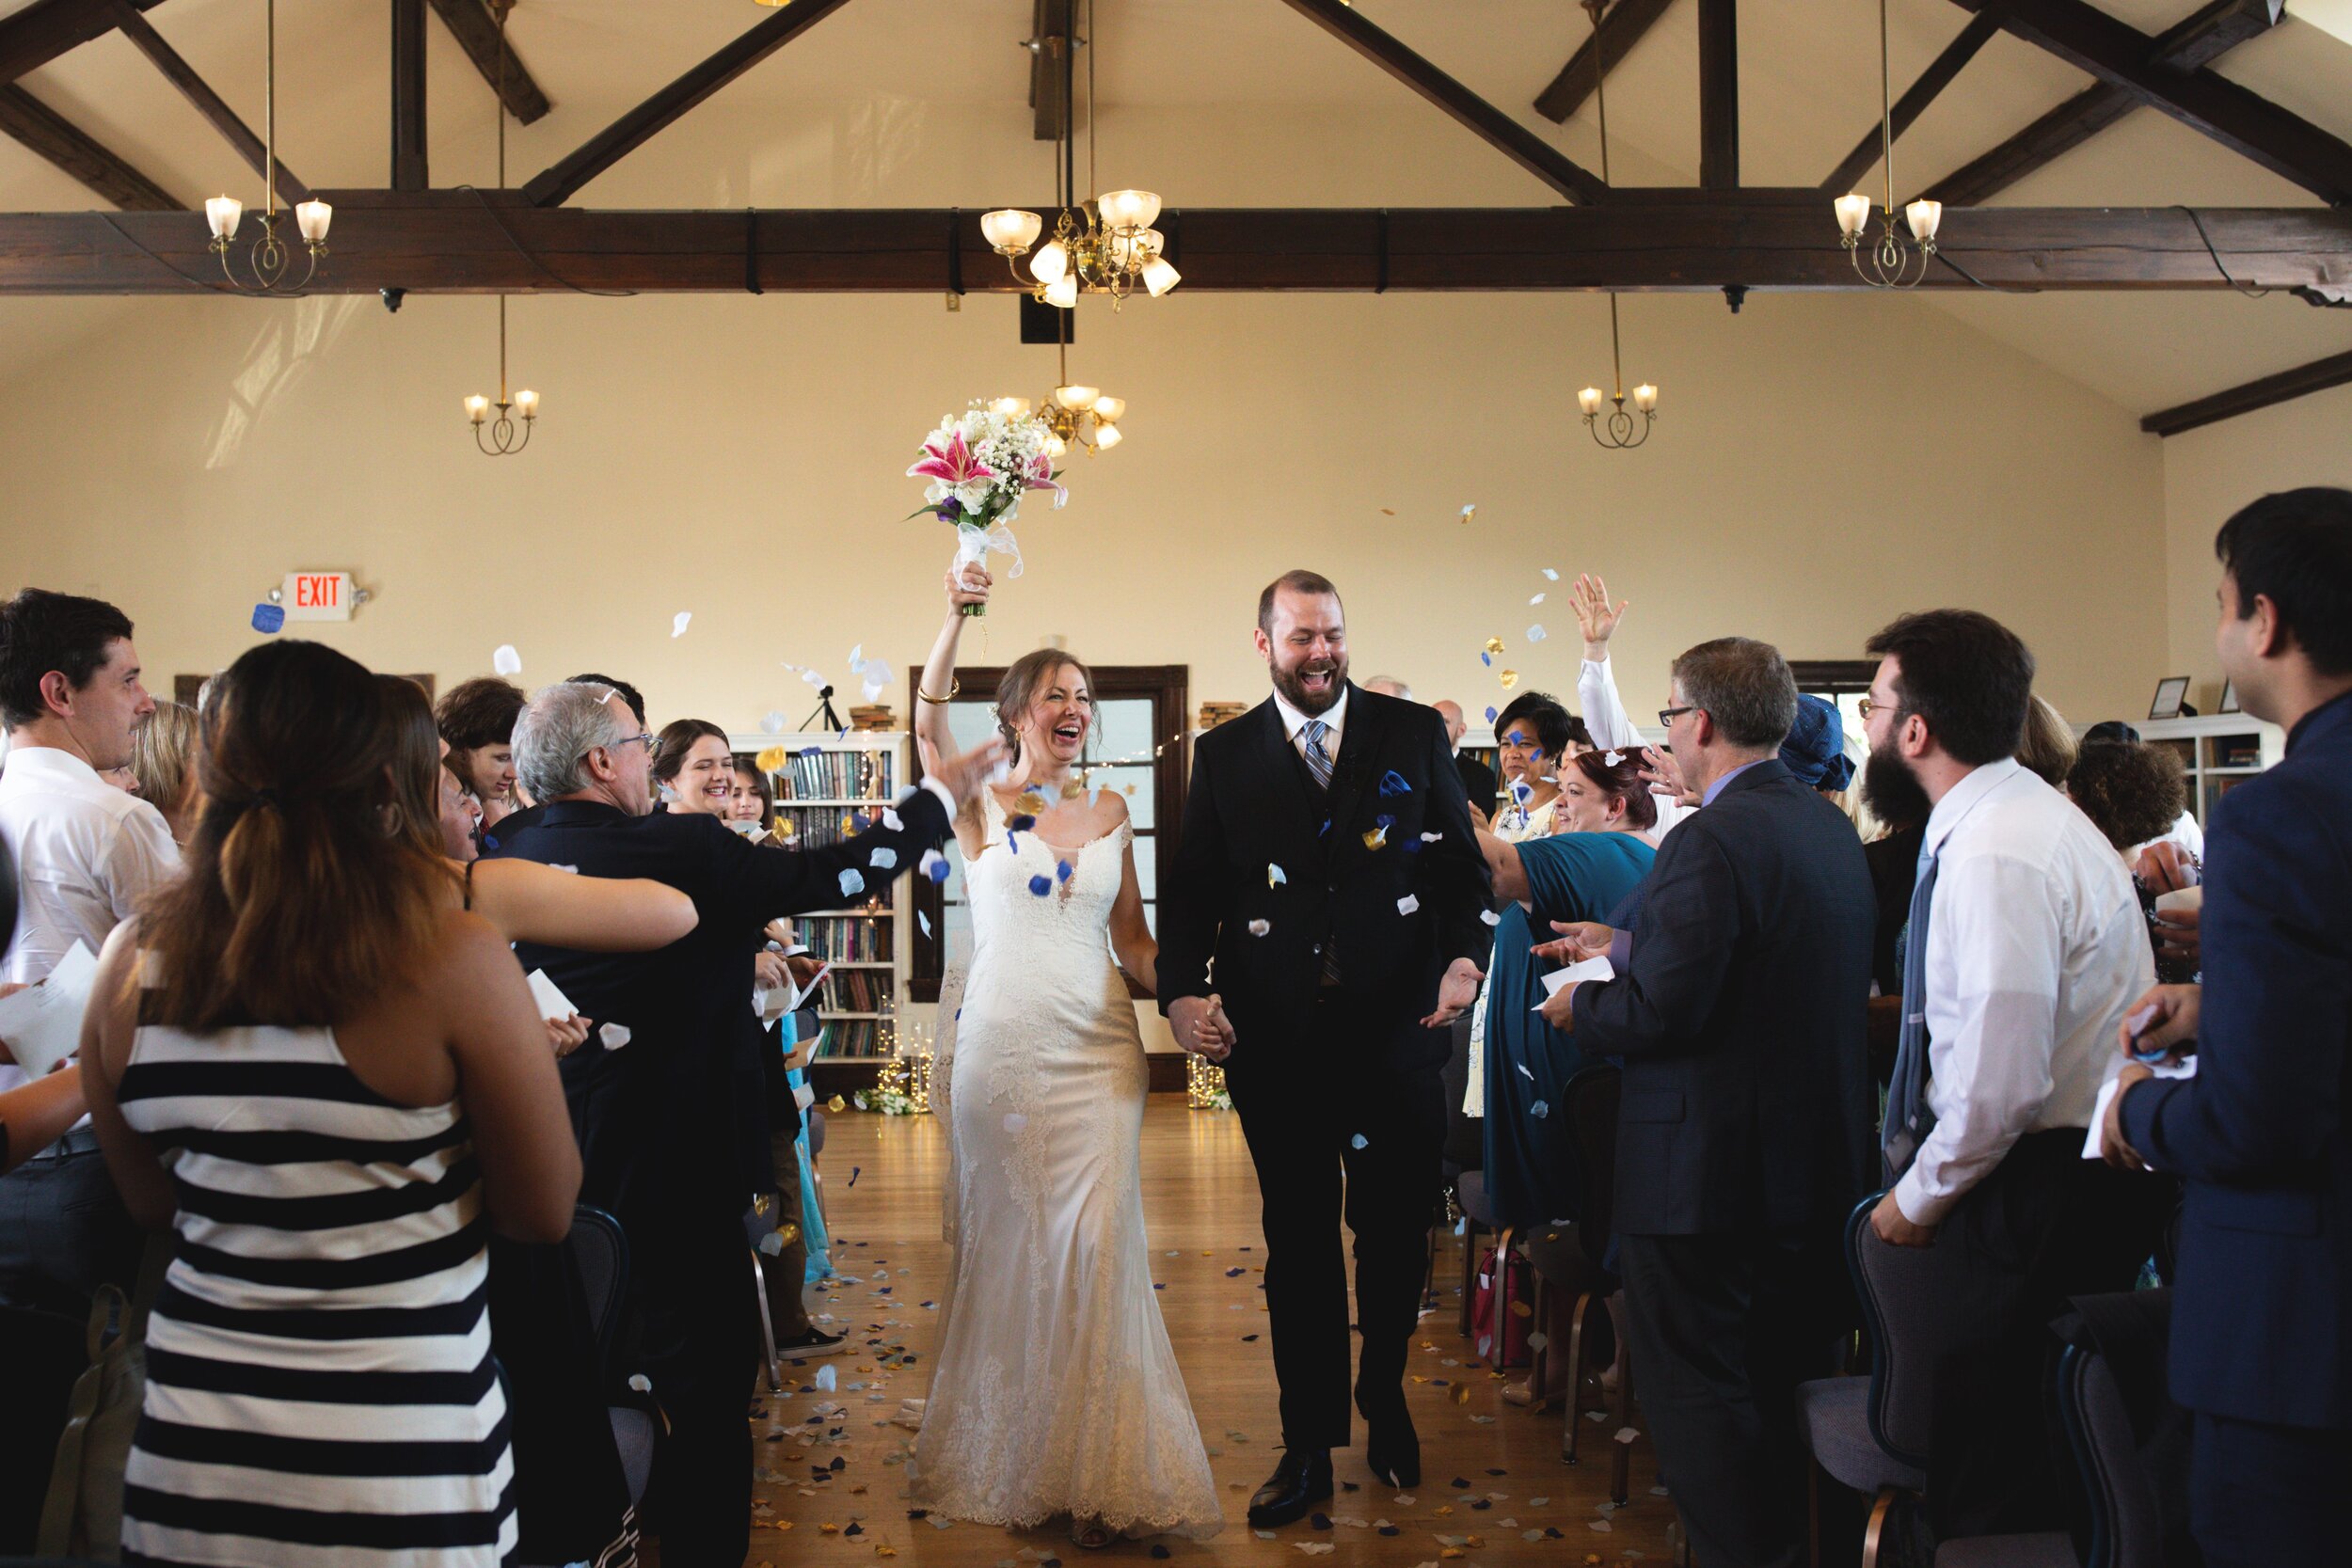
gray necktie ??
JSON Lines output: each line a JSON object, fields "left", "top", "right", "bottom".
{"left": 1883, "top": 847, "right": 1940, "bottom": 1183}
{"left": 1301, "top": 718, "right": 1333, "bottom": 792}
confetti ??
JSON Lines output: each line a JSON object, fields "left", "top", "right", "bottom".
{"left": 1481, "top": 910, "right": 1501, "bottom": 927}
{"left": 492, "top": 644, "right": 522, "bottom": 676}
{"left": 1397, "top": 894, "right": 1422, "bottom": 915}
{"left": 1350, "top": 1133, "right": 1369, "bottom": 1149}
{"left": 920, "top": 849, "right": 949, "bottom": 882}
{"left": 1485, "top": 637, "right": 1505, "bottom": 656}
{"left": 756, "top": 745, "right": 789, "bottom": 773}
{"left": 1248, "top": 919, "right": 1271, "bottom": 937}
{"left": 1605, "top": 750, "right": 1625, "bottom": 767}
{"left": 1460, "top": 504, "right": 1477, "bottom": 523}
{"left": 761, "top": 711, "right": 787, "bottom": 736}
{"left": 1267, "top": 863, "right": 1288, "bottom": 887}
{"left": 1500, "top": 670, "right": 1520, "bottom": 689}
{"left": 828, "top": 1095, "right": 847, "bottom": 1113}
{"left": 1028, "top": 874, "right": 1052, "bottom": 896}
{"left": 672, "top": 611, "right": 692, "bottom": 638}
{"left": 628, "top": 1373, "right": 651, "bottom": 1392}
{"left": 869, "top": 847, "right": 898, "bottom": 870}
{"left": 251, "top": 603, "right": 285, "bottom": 634}
{"left": 1484, "top": 706, "right": 1498, "bottom": 723}
{"left": 918, "top": 911, "right": 933, "bottom": 937}
{"left": 881, "top": 808, "right": 903, "bottom": 832}
{"left": 599, "top": 1023, "right": 631, "bottom": 1050}
{"left": 848, "top": 1166, "right": 861, "bottom": 1187}
{"left": 861, "top": 659, "right": 895, "bottom": 705}
{"left": 799, "top": 745, "right": 825, "bottom": 758}
{"left": 815, "top": 1365, "right": 837, "bottom": 1391}
{"left": 1378, "top": 770, "right": 1412, "bottom": 797}
{"left": 1531, "top": 594, "right": 1547, "bottom": 605}
{"left": 1363, "top": 824, "right": 1390, "bottom": 850}
{"left": 1528, "top": 626, "right": 1549, "bottom": 643}
{"left": 1542, "top": 567, "right": 1559, "bottom": 580}
{"left": 1010, "top": 814, "right": 1037, "bottom": 832}
{"left": 838, "top": 869, "right": 866, "bottom": 897}
{"left": 1531, "top": 1101, "right": 1550, "bottom": 1118}
{"left": 1056, "top": 859, "right": 1074, "bottom": 884}
{"left": 1422, "top": 832, "right": 1444, "bottom": 843}
{"left": 1614, "top": 1428, "right": 1639, "bottom": 1445}
{"left": 848, "top": 644, "right": 866, "bottom": 673}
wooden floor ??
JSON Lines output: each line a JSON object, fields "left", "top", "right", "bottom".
{"left": 740, "top": 1098, "right": 1675, "bottom": 1567}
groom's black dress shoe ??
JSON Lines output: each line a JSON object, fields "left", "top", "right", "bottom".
{"left": 1362, "top": 1400, "right": 1421, "bottom": 1489}
{"left": 1247, "top": 1449, "right": 1333, "bottom": 1528}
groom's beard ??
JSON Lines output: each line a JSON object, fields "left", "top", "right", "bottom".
{"left": 1861, "top": 739, "right": 1931, "bottom": 832}
{"left": 1270, "top": 653, "right": 1347, "bottom": 716}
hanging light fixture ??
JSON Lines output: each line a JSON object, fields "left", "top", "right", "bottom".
{"left": 1575, "top": 0, "right": 1656, "bottom": 451}
{"left": 463, "top": 0, "right": 539, "bottom": 455}
{"left": 982, "top": 0, "right": 1178, "bottom": 310}
{"left": 1835, "top": 0, "right": 1941, "bottom": 288}
{"left": 991, "top": 312, "right": 1126, "bottom": 455}
{"left": 204, "top": 0, "right": 330, "bottom": 293}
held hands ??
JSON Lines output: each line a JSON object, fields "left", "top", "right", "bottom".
{"left": 1419, "top": 958, "right": 1486, "bottom": 1028}
{"left": 1570, "top": 573, "right": 1629, "bottom": 659}
{"left": 1531, "top": 920, "right": 1614, "bottom": 967}
{"left": 946, "top": 563, "right": 993, "bottom": 612}
{"left": 545, "top": 1012, "right": 593, "bottom": 1059}
{"left": 1170, "top": 993, "right": 1235, "bottom": 1063}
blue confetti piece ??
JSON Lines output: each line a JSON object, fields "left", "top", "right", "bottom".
{"left": 1401, "top": 837, "right": 1423, "bottom": 855}
{"left": 1350, "top": 1133, "right": 1369, "bottom": 1149}
{"left": 1006, "top": 831, "right": 1020, "bottom": 853}
{"left": 850, "top": 813, "right": 872, "bottom": 832}
{"left": 798, "top": 745, "right": 823, "bottom": 758}
{"left": 1505, "top": 729, "right": 1526, "bottom": 746}
{"left": 1028, "top": 874, "right": 1052, "bottom": 896}
{"left": 1484, "top": 706, "right": 1498, "bottom": 722}
{"left": 1010, "top": 814, "right": 1036, "bottom": 832}
{"left": 1530, "top": 1101, "right": 1550, "bottom": 1118}
{"left": 838, "top": 868, "right": 866, "bottom": 896}
{"left": 482, "top": 835, "right": 499, "bottom": 852}
{"left": 1377, "top": 770, "right": 1412, "bottom": 797}
{"left": 1481, "top": 651, "right": 1492, "bottom": 667}
{"left": 250, "top": 603, "right": 285, "bottom": 634}
{"left": 1056, "top": 859, "right": 1073, "bottom": 884}
{"left": 849, "top": 1165, "right": 861, "bottom": 1186}
{"left": 1375, "top": 813, "right": 1395, "bottom": 829}
{"left": 869, "top": 847, "right": 897, "bottom": 870}
{"left": 921, "top": 848, "right": 949, "bottom": 882}
{"left": 1318, "top": 818, "right": 1332, "bottom": 836}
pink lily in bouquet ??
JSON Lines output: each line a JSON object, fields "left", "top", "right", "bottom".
{"left": 1021, "top": 449, "right": 1068, "bottom": 510}
{"left": 907, "top": 427, "right": 1000, "bottom": 522}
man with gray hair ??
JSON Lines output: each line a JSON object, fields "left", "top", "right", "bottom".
{"left": 1545, "top": 636, "right": 1877, "bottom": 1568}
{"left": 489, "top": 680, "right": 1006, "bottom": 1568}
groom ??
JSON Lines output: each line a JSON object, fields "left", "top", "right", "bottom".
{"left": 1162, "top": 569, "right": 1491, "bottom": 1526}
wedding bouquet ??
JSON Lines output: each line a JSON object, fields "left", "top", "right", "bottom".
{"left": 905, "top": 404, "right": 1065, "bottom": 616}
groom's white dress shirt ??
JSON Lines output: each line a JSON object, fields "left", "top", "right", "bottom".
{"left": 1272, "top": 686, "right": 1348, "bottom": 768}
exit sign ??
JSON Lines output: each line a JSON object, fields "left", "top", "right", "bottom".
{"left": 280, "top": 572, "right": 355, "bottom": 622}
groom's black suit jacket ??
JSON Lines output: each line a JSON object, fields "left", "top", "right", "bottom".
{"left": 1160, "top": 684, "right": 1492, "bottom": 1078}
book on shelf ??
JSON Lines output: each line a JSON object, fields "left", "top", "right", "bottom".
{"left": 774, "top": 748, "right": 895, "bottom": 801}
{"left": 796, "top": 914, "right": 892, "bottom": 964}
{"left": 772, "top": 804, "right": 908, "bottom": 852}
{"left": 822, "top": 968, "right": 892, "bottom": 1014}
{"left": 816, "top": 1019, "right": 884, "bottom": 1059}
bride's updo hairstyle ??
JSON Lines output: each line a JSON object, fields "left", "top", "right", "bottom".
{"left": 993, "top": 649, "right": 1098, "bottom": 764}
{"left": 142, "top": 641, "right": 457, "bottom": 1029}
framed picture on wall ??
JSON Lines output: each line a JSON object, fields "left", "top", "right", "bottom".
{"left": 2219, "top": 678, "right": 2240, "bottom": 714}
{"left": 2148, "top": 676, "right": 2191, "bottom": 721}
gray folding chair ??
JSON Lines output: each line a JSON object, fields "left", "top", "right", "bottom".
{"left": 746, "top": 1196, "right": 784, "bottom": 1394}
{"left": 565, "top": 1205, "right": 654, "bottom": 1522}
{"left": 2053, "top": 1340, "right": 2156, "bottom": 1568}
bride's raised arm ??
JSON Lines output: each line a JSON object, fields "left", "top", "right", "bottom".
{"left": 918, "top": 564, "right": 993, "bottom": 847}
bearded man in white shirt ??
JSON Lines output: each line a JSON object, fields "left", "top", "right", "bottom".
{"left": 0, "top": 588, "right": 176, "bottom": 1315}
{"left": 1860, "top": 609, "right": 2176, "bottom": 1540}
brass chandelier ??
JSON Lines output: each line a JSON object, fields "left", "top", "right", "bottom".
{"left": 202, "top": 0, "right": 330, "bottom": 293}
{"left": 1834, "top": 0, "right": 1943, "bottom": 288}
{"left": 462, "top": 0, "right": 540, "bottom": 455}
{"left": 992, "top": 316, "right": 1125, "bottom": 456}
{"left": 982, "top": 0, "right": 1178, "bottom": 309}
{"left": 1575, "top": 0, "right": 1656, "bottom": 450}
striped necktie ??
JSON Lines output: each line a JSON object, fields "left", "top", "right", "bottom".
{"left": 1302, "top": 718, "right": 1334, "bottom": 792}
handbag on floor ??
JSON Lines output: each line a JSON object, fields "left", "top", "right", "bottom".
{"left": 1470, "top": 1243, "right": 1532, "bottom": 1368}
{"left": 39, "top": 1237, "right": 170, "bottom": 1561}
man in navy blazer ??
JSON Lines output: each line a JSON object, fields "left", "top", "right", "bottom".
{"left": 1557, "top": 637, "right": 1877, "bottom": 1568}
{"left": 2105, "top": 487, "right": 2352, "bottom": 1568}
{"left": 493, "top": 680, "right": 1004, "bottom": 1568}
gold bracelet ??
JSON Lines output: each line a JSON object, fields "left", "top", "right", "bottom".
{"left": 916, "top": 677, "right": 961, "bottom": 705}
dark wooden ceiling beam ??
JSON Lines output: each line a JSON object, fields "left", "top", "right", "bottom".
{"left": 0, "top": 0, "right": 168, "bottom": 87}
{"left": 1272, "top": 0, "right": 1608, "bottom": 203}
{"left": 1943, "top": 0, "right": 2345, "bottom": 200}
{"left": 111, "top": 1, "right": 308, "bottom": 203}
{"left": 425, "top": 0, "right": 548, "bottom": 126}
{"left": 1534, "top": 0, "right": 1673, "bottom": 124}
{"left": 1820, "top": 11, "right": 1999, "bottom": 196}
{"left": 1, "top": 197, "right": 2344, "bottom": 294}
{"left": 1927, "top": 0, "right": 2283, "bottom": 206}
{"left": 391, "top": 0, "right": 427, "bottom": 192}
{"left": 1698, "top": 0, "right": 1737, "bottom": 188}
{"left": 1028, "top": 0, "right": 1071, "bottom": 144}
{"left": 0, "top": 82, "right": 178, "bottom": 209}
{"left": 521, "top": 0, "right": 861, "bottom": 208}
{"left": 2140, "top": 346, "right": 2352, "bottom": 436}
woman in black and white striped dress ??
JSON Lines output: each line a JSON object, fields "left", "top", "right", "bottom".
{"left": 83, "top": 641, "right": 582, "bottom": 1566}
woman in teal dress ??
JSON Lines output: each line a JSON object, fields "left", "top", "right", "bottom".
{"left": 1473, "top": 749, "right": 1659, "bottom": 1234}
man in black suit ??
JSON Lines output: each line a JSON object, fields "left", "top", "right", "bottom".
{"left": 1160, "top": 570, "right": 1491, "bottom": 1526}
{"left": 1433, "top": 699, "right": 1499, "bottom": 822}
{"left": 1550, "top": 637, "right": 1876, "bottom": 1568}
{"left": 493, "top": 680, "right": 1003, "bottom": 1568}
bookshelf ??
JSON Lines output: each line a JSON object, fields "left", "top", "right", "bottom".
{"left": 2137, "top": 714, "right": 2284, "bottom": 825}
{"left": 728, "top": 729, "right": 912, "bottom": 1093}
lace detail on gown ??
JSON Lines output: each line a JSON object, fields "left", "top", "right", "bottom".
{"left": 910, "top": 791, "right": 1223, "bottom": 1539}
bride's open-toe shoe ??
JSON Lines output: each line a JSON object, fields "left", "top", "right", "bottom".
{"left": 1071, "top": 1516, "right": 1117, "bottom": 1550}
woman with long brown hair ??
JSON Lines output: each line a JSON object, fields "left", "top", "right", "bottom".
{"left": 78, "top": 640, "right": 582, "bottom": 1566}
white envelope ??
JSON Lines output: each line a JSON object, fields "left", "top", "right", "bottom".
{"left": 0, "top": 941, "right": 101, "bottom": 1077}
{"left": 1535, "top": 953, "right": 1615, "bottom": 1008}
{"left": 525, "top": 969, "right": 578, "bottom": 1023}
{"left": 2082, "top": 1055, "right": 2198, "bottom": 1160}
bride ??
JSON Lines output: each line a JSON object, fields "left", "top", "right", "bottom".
{"left": 907, "top": 564, "right": 1222, "bottom": 1547}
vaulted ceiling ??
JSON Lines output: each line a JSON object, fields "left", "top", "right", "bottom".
{"left": 2, "top": 0, "right": 2349, "bottom": 418}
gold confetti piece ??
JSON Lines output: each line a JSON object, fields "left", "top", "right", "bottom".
{"left": 1459, "top": 504, "right": 1477, "bottom": 523}
{"left": 819, "top": 1524, "right": 841, "bottom": 1536}
{"left": 1060, "top": 778, "right": 1089, "bottom": 798}
{"left": 876, "top": 1549, "right": 898, "bottom": 1559}
{"left": 1441, "top": 1549, "right": 1466, "bottom": 1560}
{"left": 1363, "top": 824, "right": 1390, "bottom": 850}
{"left": 1510, "top": 1300, "right": 1534, "bottom": 1319}
{"left": 755, "top": 746, "right": 789, "bottom": 774}
{"left": 775, "top": 1224, "right": 800, "bottom": 1248}
{"left": 828, "top": 1095, "right": 847, "bottom": 1113}
{"left": 1410, "top": 1375, "right": 1431, "bottom": 1385}
{"left": 1453, "top": 1383, "right": 1471, "bottom": 1404}
{"left": 1436, "top": 1504, "right": 1455, "bottom": 1516}
{"left": 1500, "top": 670, "right": 1520, "bottom": 689}
{"left": 1484, "top": 637, "right": 1505, "bottom": 656}
{"left": 1016, "top": 790, "right": 1048, "bottom": 815}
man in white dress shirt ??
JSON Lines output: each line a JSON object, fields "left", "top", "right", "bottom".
{"left": 1860, "top": 609, "right": 2176, "bottom": 1538}
{"left": 0, "top": 588, "right": 174, "bottom": 1313}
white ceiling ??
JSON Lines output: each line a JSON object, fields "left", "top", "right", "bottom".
{"left": 2, "top": 0, "right": 2349, "bottom": 412}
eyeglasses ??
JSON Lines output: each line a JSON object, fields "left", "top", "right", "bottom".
{"left": 1658, "top": 705, "right": 1697, "bottom": 727}
{"left": 1856, "top": 698, "right": 1899, "bottom": 722}
{"left": 590, "top": 731, "right": 657, "bottom": 757}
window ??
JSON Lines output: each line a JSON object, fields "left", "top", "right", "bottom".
{"left": 908, "top": 664, "right": 1187, "bottom": 1002}
{"left": 1789, "top": 658, "right": 1877, "bottom": 747}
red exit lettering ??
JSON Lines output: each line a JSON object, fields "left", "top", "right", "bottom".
{"left": 295, "top": 575, "right": 340, "bottom": 609}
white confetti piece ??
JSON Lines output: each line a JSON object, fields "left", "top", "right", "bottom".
{"left": 491, "top": 644, "right": 522, "bottom": 676}
{"left": 1421, "top": 831, "right": 1443, "bottom": 843}
{"left": 1267, "top": 863, "right": 1288, "bottom": 886}
{"left": 598, "top": 1023, "right": 631, "bottom": 1050}
{"left": 801, "top": 668, "right": 826, "bottom": 689}
{"left": 815, "top": 1364, "right": 836, "bottom": 1391}
{"left": 1531, "top": 593, "right": 1547, "bottom": 605}
{"left": 838, "top": 868, "right": 866, "bottom": 896}
{"left": 1350, "top": 1133, "right": 1369, "bottom": 1149}
{"left": 881, "top": 808, "right": 902, "bottom": 832}
{"left": 848, "top": 643, "right": 866, "bottom": 673}
{"left": 861, "top": 657, "right": 895, "bottom": 705}
{"left": 918, "top": 911, "right": 933, "bottom": 937}
{"left": 1248, "top": 919, "right": 1271, "bottom": 937}
{"left": 758, "top": 1230, "right": 785, "bottom": 1256}
{"left": 628, "top": 1373, "right": 651, "bottom": 1392}
{"left": 549, "top": 863, "right": 578, "bottom": 875}
{"left": 1397, "top": 894, "right": 1421, "bottom": 915}
{"left": 671, "top": 611, "right": 691, "bottom": 638}
{"left": 1541, "top": 567, "right": 1559, "bottom": 580}
{"left": 1459, "top": 503, "right": 1477, "bottom": 521}
{"left": 869, "top": 847, "right": 898, "bottom": 870}
{"left": 1531, "top": 1100, "right": 1550, "bottom": 1118}
{"left": 1481, "top": 910, "right": 1501, "bottom": 927}
{"left": 1528, "top": 625, "right": 1549, "bottom": 643}
{"left": 1528, "top": 1497, "right": 1549, "bottom": 1507}
{"left": 1605, "top": 750, "right": 1626, "bottom": 766}
{"left": 1591, "top": 1521, "right": 1614, "bottom": 1533}
{"left": 760, "top": 711, "right": 787, "bottom": 735}
{"left": 1614, "top": 1427, "right": 1640, "bottom": 1445}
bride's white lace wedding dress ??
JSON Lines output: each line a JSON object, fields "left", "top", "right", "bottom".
{"left": 910, "top": 789, "right": 1222, "bottom": 1539}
